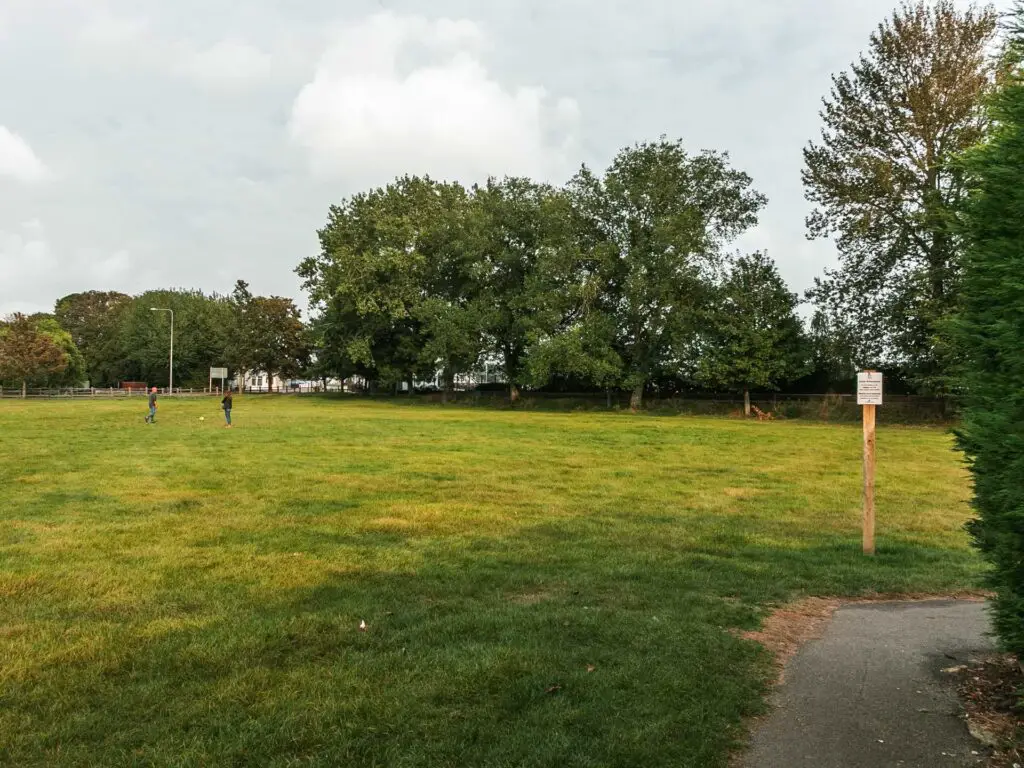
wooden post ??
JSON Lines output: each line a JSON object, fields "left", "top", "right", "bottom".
{"left": 857, "top": 370, "right": 883, "bottom": 555}
{"left": 862, "top": 403, "right": 877, "bottom": 556}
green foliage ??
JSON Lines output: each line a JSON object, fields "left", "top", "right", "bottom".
{"left": 412, "top": 181, "right": 487, "bottom": 395}
{"left": 525, "top": 312, "right": 623, "bottom": 390}
{"left": 49, "top": 287, "right": 309, "bottom": 391}
{"left": 54, "top": 291, "right": 131, "bottom": 387}
{"left": 696, "top": 253, "right": 810, "bottom": 396}
{"left": 955, "top": 17, "right": 1024, "bottom": 656}
{"left": 804, "top": 0, "right": 998, "bottom": 393}
{"left": 299, "top": 143, "right": 773, "bottom": 403}
{"left": 470, "top": 178, "right": 577, "bottom": 398}
{"left": 251, "top": 297, "right": 310, "bottom": 387}
{"left": 229, "top": 281, "right": 310, "bottom": 390}
{"left": 300, "top": 176, "right": 484, "bottom": 395}
{"left": 0, "top": 313, "right": 70, "bottom": 392}
{"left": 32, "top": 318, "right": 87, "bottom": 387}
{"left": 808, "top": 310, "right": 859, "bottom": 385}
{"left": 116, "top": 290, "right": 233, "bottom": 388}
{"left": 567, "top": 138, "right": 767, "bottom": 407}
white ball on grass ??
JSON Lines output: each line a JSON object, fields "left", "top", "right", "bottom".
{"left": 199, "top": 417, "right": 205, "bottom": 422}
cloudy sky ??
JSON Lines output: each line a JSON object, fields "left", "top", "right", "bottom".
{"left": 0, "top": 0, "right": 1008, "bottom": 316}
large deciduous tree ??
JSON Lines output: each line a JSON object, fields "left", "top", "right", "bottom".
{"left": 227, "top": 280, "right": 260, "bottom": 388}
{"left": 229, "top": 281, "right": 310, "bottom": 391}
{"left": 954, "top": 11, "right": 1024, "bottom": 658}
{"left": 696, "top": 253, "right": 810, "bottom": 415}
{"left": 412, "top": 180, "right": 487, "bottom": 401}
{"left": 470, "top": 177, "right": 575, "bottom": 402}
{"left": 299, "top": 175, "right": 483, "bottom": 400}
{"left": 803, "top": 0, "right": 998, "bottom": 393}
{"left": 250, "top": 297, "right": 309, "bottom": 391}
{"left": 33, "top": 317, "right": 87, "bottom": 387}
{"left": 300, "top": 180, "right": 428, "bottom": 393}
{"left": 568, "top": 138, "right": 766, "bottom": 409}
{"left": 0, "top": 314, "right": 70, "bottom": 397}
{"left": 54, "top": 291, "right": 131, "bottom": 386}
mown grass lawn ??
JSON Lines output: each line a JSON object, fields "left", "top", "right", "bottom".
{"left": 0, "top": 396, "right": 983, "bottom": 767}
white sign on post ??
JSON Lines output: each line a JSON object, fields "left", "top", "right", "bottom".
{"left": 857, "top": 371, "right": 884, "bottom": 406}
{"left": 209, "top": 367, "right": 228, "bottom": 394}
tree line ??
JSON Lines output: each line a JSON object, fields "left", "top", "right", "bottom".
{"left": 299, "top": 144, "right": 808, "bottom": 410}
{"left": 0, "top": 284, "right": 308, "bottom": 394}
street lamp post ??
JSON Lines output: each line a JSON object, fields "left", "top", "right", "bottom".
{"left": 150, "top": 308, "right": 174, "bottom": 393}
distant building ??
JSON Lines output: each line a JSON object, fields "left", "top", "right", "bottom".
{"left": 233, "top": 372, "right": 288, "bottom": 392}
{"left": 232, "top": 372, "right": 347, "bottom": 393}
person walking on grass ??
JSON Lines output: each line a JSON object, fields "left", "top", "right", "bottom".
{"left": 221, "top": 389, "right": 233, "bottom": 428}
{"left": 145, "top": 387, "right": 158, "bottom": 424}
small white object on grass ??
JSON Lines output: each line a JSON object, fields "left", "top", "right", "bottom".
{"left": 359, "top": 620, "right": 367, "bottom": 631}
{"left": 199, "top": 416, "right": 205, "bottom": 422}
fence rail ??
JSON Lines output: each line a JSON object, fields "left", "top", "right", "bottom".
{"left": 0, "top": 387, "right": 221, "bottom": 399}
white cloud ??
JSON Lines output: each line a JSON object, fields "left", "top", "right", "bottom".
{"left": 0, "top": 127, "right": 50, "bottom": 184}
{"left": 288, "top": 11, "right": 580, "bottom": 187}
{"left": 173, "top": 39, "right": 274, "bottom": 87}
{"left": 76, "top": 10, "right": 273, "bottom": 89}
{"left": 79, "top": 13, "right": 149, "bottom": 47}
{"left": 0, "top": 220, "right": 59, "bottom": 315}
{"left": 0, "top": 219, "right": 133, "bottom": 316}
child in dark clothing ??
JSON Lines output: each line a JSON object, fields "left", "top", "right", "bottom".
{"left": 222, "top": 391, "right": 233, "bottom": 428}
{"left": 145, "top": 387, "right": 158, "bottom": 423}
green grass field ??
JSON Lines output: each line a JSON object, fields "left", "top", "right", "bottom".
{"left": 0, "top": 397, "right": 983, "bottom": 767}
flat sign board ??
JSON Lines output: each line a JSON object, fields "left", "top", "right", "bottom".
{"left": 857, "top": 371, "right": 884, "bottom": 406}
{"left": 210, "top": 367, "right": 228, "bottom": 379}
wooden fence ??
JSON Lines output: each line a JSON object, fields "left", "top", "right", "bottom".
{"left": 0, "top": 387, "right": 219, "bottom": 399}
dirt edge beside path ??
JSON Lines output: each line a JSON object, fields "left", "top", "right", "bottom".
{"left": 742, "top": 591, "right": 989, "bottom": 684}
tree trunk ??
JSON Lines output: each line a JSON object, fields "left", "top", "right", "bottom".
{"left": 606, "top": 389, "right": 612, "bottom": 409}
{"left": 505, "top": 346, "right": 521, "bottom": 405}
{"left": 393, "top": 381, "right": 400, "bottom": 397}
{"left": 21, "top": 380, "right": 27, "bottom": 399}
{"left": 629, "top": 383, "right": 644, "bottom": 412}
{"left": 442, "top": 366, "right": 455, "bottom": 404}
{"left": 744, "top": 388, "right": 751, "bottom": 417}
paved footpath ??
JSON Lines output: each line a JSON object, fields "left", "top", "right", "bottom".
{"left": 742, "top": 600, "right": 993, "bottom": 768}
